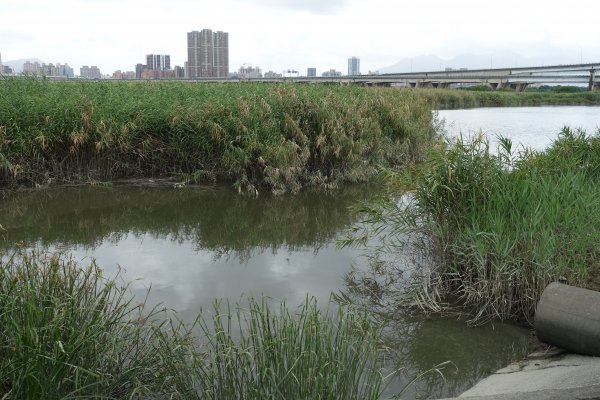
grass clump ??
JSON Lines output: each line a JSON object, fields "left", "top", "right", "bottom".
{"left": 161, "top": 298, "right": 384, "bottom": 399}
{"left": 0, "top": 251, "right": 171, "bottom": 399}
{"left": 0, "top": 250, "right": 385, "bottom": 399}
{"left": 345, "top": 128, "right": 600, "bottom": 324}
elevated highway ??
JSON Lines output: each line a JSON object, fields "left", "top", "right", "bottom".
{"left": 231, "top": 62, "right": 600, "bottom": 91}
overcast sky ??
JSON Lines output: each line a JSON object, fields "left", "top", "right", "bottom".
{"left": 1, "top": 0, "right": 598, "bottom": 75}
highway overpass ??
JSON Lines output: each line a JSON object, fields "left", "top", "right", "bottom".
{"left": 233, "top": 62, "right": 600, "bottom": 91}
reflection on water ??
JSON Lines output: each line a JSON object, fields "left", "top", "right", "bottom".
{"left": 0, "top": 184, "right": 378, "bottom": 318}
{"left": 0, "top": 183, "right": 530, "bottom": 399}
{"left": 1, "top": 185, "right": 368, "bottom": 258}
{"left": 380, "top": 316, "right": 528, "bottom": 398}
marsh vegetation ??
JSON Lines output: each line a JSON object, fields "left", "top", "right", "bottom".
{"left": 346, "top": 128, "right": 600, "bottom": 324}
{"left": 0, "top": 78, "right": 436, "bottom": 193}
{"left": 0, "top": 251, "right": 385, "bottom": 399}
{"left": 421, "top": 87, "right": 600, "bottom": 110}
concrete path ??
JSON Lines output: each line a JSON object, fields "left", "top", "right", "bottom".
{"left": 439, "top": 349, "right": 600, "bottom": 399}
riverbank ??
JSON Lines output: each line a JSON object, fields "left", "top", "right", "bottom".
{"left": 443, "top": 349, "right": 600, "bottom": 399}
{"left": 421, "top": 88, "right": 600, "bottom": 109}
{"left": 0, "top": 78, "right": 436, "bottom": 194}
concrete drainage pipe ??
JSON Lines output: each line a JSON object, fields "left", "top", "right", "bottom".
{"left": 536, "top": 282, "right": 600, "bottom": 356}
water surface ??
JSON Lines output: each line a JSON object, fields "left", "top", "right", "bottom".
{"left": 0, "top": 183, "right": 528, "bottom": 398}
{"left": 438, "top": 105, "right": 600, "bottom": 150}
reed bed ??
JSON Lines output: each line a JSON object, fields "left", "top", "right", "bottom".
{"left": 345, "top": 128, "right": 600, "bottom": 324}
{"left": 0, "top": 77, "right": 436, "bottom": 193}
{"left": 419, "top": 88, "right": 600, "bottom": 109}
{"left": 0, "top": 250, "right": 385, "bottom": 399}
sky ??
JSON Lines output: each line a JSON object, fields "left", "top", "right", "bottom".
{"left": 1, "top": 0, "right": 599, "bottom": 75}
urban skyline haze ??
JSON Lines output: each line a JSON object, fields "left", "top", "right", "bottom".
{"left": 1, "top": 0, "right": 598, "bottom": 75}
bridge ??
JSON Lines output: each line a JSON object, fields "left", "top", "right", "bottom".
{"left": 229, "top": 62, "right": 600, "bottom": 91}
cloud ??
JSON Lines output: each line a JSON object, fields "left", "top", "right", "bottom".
{"left": 254, "top": 0, "right": 350, "bottom": 14}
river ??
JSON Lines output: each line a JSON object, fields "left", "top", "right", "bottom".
{"left": 2, "top": 105, "right": 597, "bottom": 398}
{"left": 438, "top": 105, "right": 600, "bottom": 150}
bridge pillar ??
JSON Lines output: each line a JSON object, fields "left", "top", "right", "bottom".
{"left": 589, "top": 69, "right": 596, "bottom": 91}
{"left": 509, "top": 83, "right": 529, "bottom": 92}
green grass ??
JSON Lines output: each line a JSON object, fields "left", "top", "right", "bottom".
{"left": 344, "top": 128, "right": 600, "bottom": 324}
{"left": 0, "top": 250, "right": 386, "bottom": 399}
{"left": 161, "top": 298, "right": 384, "bottom": 399}
{"left": 0, "top": 77, "right": 436, "bottom": 193}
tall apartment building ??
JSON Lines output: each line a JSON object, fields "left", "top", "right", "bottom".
{"left": 348, "top": 56, "right": 360, "bottom": 76}
{"left": 23, "top": 61, "right": 73, "bottom": 77}
{"left": 135, "top": 63, "right": 144, "bottom": 79}
{"left": 80, "top": 65, "right": 102, "bottom": 79}
{"left": 307, "top": 68, "right": 317, "bottom": 77}
{"left": 187, "top": 29, "right": 229, "bottom": 79}
{"left": 23, "top": 61, "right": 43, "bottom": 75}
{"left": 213, "top": 31, "right": 229, "bottom": 78}
{"left": 146, "top": 54, "right": 171, "bottom": 71}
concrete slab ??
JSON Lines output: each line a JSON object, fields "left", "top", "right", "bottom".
{"left": 443, "top": 353, "right": 600, "bottom": 399}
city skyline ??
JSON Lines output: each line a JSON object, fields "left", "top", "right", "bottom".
{"left": 1, "top": 0, "right": 599, "bottom": 75}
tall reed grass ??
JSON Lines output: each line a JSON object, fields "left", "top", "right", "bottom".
{"left": 420, "top": 88, "right": 600, "bottom": 110}
{"left": 344, "top": 128, "right": 600, "bottom": 324}
{"left": 159, "top": 298, "right": 384, "bottom": 399}
{"left": 0, "top": 78, "right": 436, "bottom": 193}
{"left": 0, "top": 250, "right": 385, "bottom": 399}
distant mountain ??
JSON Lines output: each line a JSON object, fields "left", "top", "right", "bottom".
{"left": 3, "top": 58, "right": 45, "bottom": 74}
{"left": 379, "top": 52, "right": 577, "bottom": 74}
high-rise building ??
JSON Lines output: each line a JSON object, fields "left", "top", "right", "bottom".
{"left": 80, "top": 66, "right": 102, "bottom": 79}
{"left": 187, "top": 29, "right": 229, "bottom": 79}
{"left": 55, "top": 63, "right": 74, "bottom": 78}
{"left": 135, "top": 63, "right": 144, "bottom": 79}
{"left": 213, "top": 31, "right": 229, "bottom": 78}
{"left": 23, "top": 61, "right": 42, "bottom": 75}
{"left": 348, "top": 56, "right": 360, "bottom": 76}
{"left": 174, "top": 66, "right": 186, "bottom": 79}
{"left": 146, "top": 54, "right": 171, "bottom": 71}
{"left": 307, "top": 68, "right": 316, "bottom": 77}
{"left": 187, "top": 30, "right": 211, "bottom": 78}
